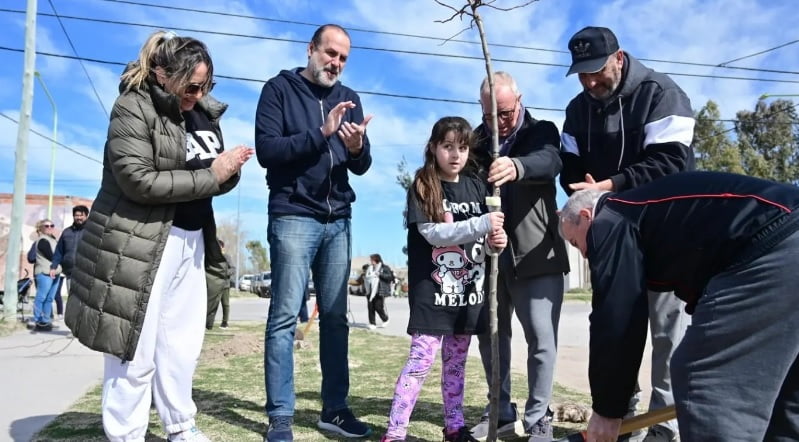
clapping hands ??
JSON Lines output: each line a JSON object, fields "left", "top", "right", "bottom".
{"left": 321, "top": 101, "right": 373, "bottom": 156}
{"left": 211, "top": 145, "right": 255, "bottom": 184}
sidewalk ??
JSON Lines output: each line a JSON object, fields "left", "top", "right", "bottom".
{"left": 0, "top": 316, "right": 103, "bottom": 442}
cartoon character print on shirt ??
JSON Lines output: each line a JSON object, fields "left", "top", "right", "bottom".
{"left": 432, "top": 245, "right": 471, "bottom": 295}
{"left": 430, "top": 240, "right": 486, "bottom": 307}
{"left": 185, "top": 130, "right": 222, "bottom": 162}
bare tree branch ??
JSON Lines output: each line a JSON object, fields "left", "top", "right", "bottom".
{"left": 439, "top": 23, "right": 475, "bottom": 45}
{"left": 482, "top": 0, "right": 538, "bottom": 12}
{"left": 433, "top": 0, "right": 472, "bottom": 23}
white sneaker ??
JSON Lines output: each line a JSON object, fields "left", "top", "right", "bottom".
{"left": 168, "top": 426, "right": 211, "bottom": 442}
{"left": 367, "top": 324, "right": 376, "bottom": 330}
{"left": 378, "top": 319, "right": 389, "bottom": 328}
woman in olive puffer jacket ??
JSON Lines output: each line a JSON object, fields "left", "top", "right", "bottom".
{"left": 64, "top": 30, "right": 253, "bottom": 442}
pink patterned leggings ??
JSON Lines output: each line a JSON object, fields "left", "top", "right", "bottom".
{"left": 384, "top": 333, "right": 471, "bottom": 440}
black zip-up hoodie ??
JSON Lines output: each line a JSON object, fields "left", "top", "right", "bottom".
{"left": 560, "top": 54, "right": 695, "bottom": 194}
{"left": 585, "top": 171, "right": 799, "bottom": 419}
{"left": 255, "top": 68, "right": 372, "bottom": 219}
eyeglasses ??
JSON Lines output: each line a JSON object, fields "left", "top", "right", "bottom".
{"left": 42, "top": 224, "right": 54, "bottom": 228}
{"left": 482, "top": 98, "right": 520, "bottom": 122}
{"left": 184, "top": 81, "right": 216, "bottom": 96}
{"left": 483, "top": 108, "right": 516, "bottom": 122}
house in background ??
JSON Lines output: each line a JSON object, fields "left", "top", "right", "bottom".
{"left": 0, "top": 193, "right": 93, "bottom": 289}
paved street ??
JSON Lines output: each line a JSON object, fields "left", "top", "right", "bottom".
{"left": 0, "top": 294, "right": 655, "bottom": 441}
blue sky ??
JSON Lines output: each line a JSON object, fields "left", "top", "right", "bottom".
{"left": 2, "top": 0, "right": 798, "bottom": 268}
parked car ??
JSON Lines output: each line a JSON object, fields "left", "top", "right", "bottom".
{"left": 238, "top": 274, "right": 254, "bottom": 292}
{"left": 250, "top": 273, "right": 262, "bottom": 295}
{"left": 257, "top": 271, "right": 272, "bottom": 298}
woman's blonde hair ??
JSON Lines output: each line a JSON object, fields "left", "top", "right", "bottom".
{"left": 121, "top": 30, "right": 214, "bottom": 94}
{"left": 35, "top": 219, "right": 53, "bottom": 234}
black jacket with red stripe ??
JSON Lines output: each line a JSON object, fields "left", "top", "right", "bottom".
{"left": 586, "top": 171, "right": 799, "bottom": 418}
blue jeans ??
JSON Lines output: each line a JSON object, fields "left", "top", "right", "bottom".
{"left": 33, "top": 273, "right": 59, "bottom": 324}
{"left": 264, "top": 215, "right": 351, "bottom": 417}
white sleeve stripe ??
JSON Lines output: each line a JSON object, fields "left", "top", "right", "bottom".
{"left": 561, "top": 132, "right": 580, "bottom": 156}
{"left": 643, "top": 115, "right": 695, "bottom": 149}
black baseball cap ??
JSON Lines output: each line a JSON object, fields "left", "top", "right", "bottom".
{"left": 566, "top": 26, "right": 620, "bottom": 76}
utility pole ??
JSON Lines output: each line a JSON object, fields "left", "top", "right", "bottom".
{"left": 4, "top": 0, "right": 37, "bottom": 320}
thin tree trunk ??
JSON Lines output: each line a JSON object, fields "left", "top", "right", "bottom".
{"left": 468, "top": 2, "right": 501, "bottom": 440}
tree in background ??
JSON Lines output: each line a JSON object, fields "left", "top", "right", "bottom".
{"left": 736, "top": 99, "right": 799, "bottom": 184}
{"left": 692, "top": 100, "right": 744, "bottom": 174}
{"left": 396, "top": 157, "right": 413, "bottom": 192}
{"left": 693, "top": 98, "right": 799, "bottom": 184}
{"left": 246, "top": 240, "right": 270, "bottom": 272}
{"left": 397, "top": 158, "right": 413, "bottom": 260}
{"left": 215, "top": 218, "right": 243, "bottom": 271}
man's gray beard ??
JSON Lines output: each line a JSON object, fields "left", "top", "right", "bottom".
{"left": 314, "top": 68, "right": 340, "bottom": 87}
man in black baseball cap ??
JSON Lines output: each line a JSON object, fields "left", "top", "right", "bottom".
{"left": 560, "top": 24, "right": 696, "bottom": 442}
{"left": 566, "top": 26, "right": 620, "bottom": 76}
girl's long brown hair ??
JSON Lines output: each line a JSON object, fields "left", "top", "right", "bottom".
{"left": 411, "top": 116, "right": 476, "bottom": 223}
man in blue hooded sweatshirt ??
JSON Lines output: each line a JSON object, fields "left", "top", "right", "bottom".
{"left": 255, "top": 23, "right": 373, "bottom": 442}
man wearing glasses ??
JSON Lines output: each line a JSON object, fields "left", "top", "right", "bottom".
{"left": 470, "top": 71, "right": 570, "bottom": 442}
{"left": 560, "top": 26, "right": 695, "bottom": 442}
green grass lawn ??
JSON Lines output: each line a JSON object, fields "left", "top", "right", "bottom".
{"left": 34, "top": 322, "right": 590, "bottom": 441}
{"left": 563, "top": 289, "right": 592, "bottom": 304}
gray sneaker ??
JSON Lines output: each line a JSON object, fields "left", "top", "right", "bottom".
{"left": 469, "top": 404, "right": 525, "bottom": 441}
{"left": 642, "top": 426, "right": 678, "bottom": 442}
{"left": 527, "top": 408, "right": 553, "bottom": 442}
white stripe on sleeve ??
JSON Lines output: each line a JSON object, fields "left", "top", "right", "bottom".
{"left": 643, "top": 115, "right": 695, "bottom": 148}
{"left": 561, "top": 132, "right": 580, "bottom": 155}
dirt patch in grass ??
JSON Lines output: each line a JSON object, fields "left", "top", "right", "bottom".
{"left": 202, "top": 328, "right": 264, "bottom": 363}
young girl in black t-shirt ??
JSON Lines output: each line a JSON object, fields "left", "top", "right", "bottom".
{"left": 381, "top": 116, "right": 507, "bottom": 442}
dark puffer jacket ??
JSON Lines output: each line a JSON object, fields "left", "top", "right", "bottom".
{"left": 65, "top": 76, "right": 236, "bottom": 361}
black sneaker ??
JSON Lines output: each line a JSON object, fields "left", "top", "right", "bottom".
{"left": 34, "top": 321, "right": 53, "bottom": 332}
{"left": 527, "top": 408, "right": 553, "bottom": 442}
{"left": 444, "top": 426, "right": 480, "bottom": 442}
{"left": 317, "top": 408, "right": 371, "bottom": 437}
{"left": 265, "top": 415, "right": 293, "bottom": 442}
{"left": 220, "top": 321, "right": 229, "bottom": 329}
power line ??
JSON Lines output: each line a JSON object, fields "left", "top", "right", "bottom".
{"left": 0, "top": 112, "right": 104, "bottom": 164}
{"left": 89, "top": 0, "right": 799, "bottom": 77}
{"left": 0, "top": 46, "right": 562, "bottom": 112}
{"left": 45, "top": 0, "right": 109, "bottom": 118}
{"left": 4, "top": 45, "right": 799, "bottom": 124}
{"left": 718, "top": 39, "right": 799, "bottom": 67}
{"left": 6, "top": 7, "right": 799, "bottom": 78}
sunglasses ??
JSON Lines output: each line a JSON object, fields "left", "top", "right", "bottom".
{"left": 184, "top": 81, "right": 216, "bottom": 96}
{"left": 43, "top": 224, "right": 54, "bottom": 228}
